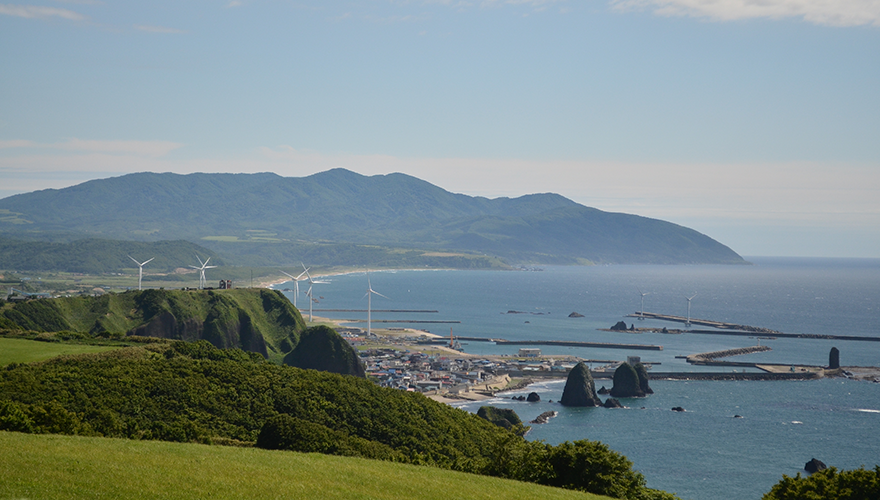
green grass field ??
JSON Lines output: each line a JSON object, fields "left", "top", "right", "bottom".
{"left": 0, "top": 432, "right": 607, "bottom": 500}
{"left": 0, "top": 337, "right": 119, "bottom": 366}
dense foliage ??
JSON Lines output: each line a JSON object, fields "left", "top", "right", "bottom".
{"left": 763, "top": 466, "right": 880, "bottom": 500}
{"left": 476, "top": 406, "right": 528, "bottom": 436}
{"left": 283, "top": 325, "right": 365, "bottom": 377}
{"left": 0, "top": 169, "right": 744, "bottom": 265}
{"left": 0, "top": 342, "right": 675, "bottom": 499}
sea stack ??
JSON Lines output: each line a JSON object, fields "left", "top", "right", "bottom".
{"left": 829, "top": 347, "right": 840, "bottom": 369}
{"left": 560, "top": 362, "right": 602, "bottom": 407}
{"left": 610, "top": 362, "right": 646, "bottom": 398}
{"left": 635, "top": 363, "right": 654, "bottom": 395}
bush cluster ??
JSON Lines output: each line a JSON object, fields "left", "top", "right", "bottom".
{"left": 0, "top": 341, "right": 673, "bottom": 499}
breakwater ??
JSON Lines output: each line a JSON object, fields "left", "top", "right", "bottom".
{"left": 419, "top": 336, "right": 663, "bottom": 351}
{"left": 627, "top": 311, "right": 880, "bottom": 342}
{"left": 500, "top": 369, "right": 823, "bottom": 381}
{"left": 688, "top": 345, "right": 771, "bottom": 361}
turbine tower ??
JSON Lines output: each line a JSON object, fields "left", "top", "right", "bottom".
{"left": 364, "top": 273, "right": 389, "bottom": 336}
{"left": 302, "top": 265, "right": 328, "bottom": 322}
{"left": 190, "top": 255, "right": 217, "bottom": 289}
{"left": 638, "top": 288, "right": 650, "bottom": 320}
{"left": 685, "top": 293, "right": 697, "bottom": 327}
{"left": 128, "top": 255, "right": 154, "bottom": 291}
{"left": 280, "top": 266, "right": 309, "bottom": 308}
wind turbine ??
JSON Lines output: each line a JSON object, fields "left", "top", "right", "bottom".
{"left": 364, "top": 273, "right": 389, "bottom": 336}
{"left": 190, "top": 255, "right": 217, "bottom": 289}
{"left": 279, "top": 266, "right": 308, "bottom": 308}
{"left": 685, "top": 293, "right": 697, "bottom": 327}
{"left": 638, "top": 288, "right": 650, "bottom": 320}
{"left": 128, "top": 255, "right": 154, "bottom": 291}
{"left": 302, "top": 265, "right": 328, "bottom": 322}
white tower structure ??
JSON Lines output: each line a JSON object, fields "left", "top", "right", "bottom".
{"left": 128, "top": 255, "right": 154, "bottom": 291}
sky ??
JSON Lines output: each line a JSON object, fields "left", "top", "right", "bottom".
{"left": 1, "top": 0, "right": 878, "bottom": 258}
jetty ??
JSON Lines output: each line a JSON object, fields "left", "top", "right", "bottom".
{"left": 313, "top": 309, "right": 439, "bottom": 313}
{"left": 418, "top": 336, "right": 662, "bottom": 351}
{"left": 626, "top": 312, "right": 880, "bottom": 342}
{"left": 687, "top": 345, "right": 771, "bottom": 362}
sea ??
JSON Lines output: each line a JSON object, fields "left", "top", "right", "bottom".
{"left": 276, "top": 257, "right": 880, "bottom": 500}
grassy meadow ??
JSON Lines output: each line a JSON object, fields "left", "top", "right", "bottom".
{"left": 0, "top": 337, "right": 119, "bottom": 366}
{"left": 0, "top": 431, "right": 607, "bottom": 500}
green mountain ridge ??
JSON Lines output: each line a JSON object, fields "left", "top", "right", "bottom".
{"left": 0, "top": 289, "right": 296, "bottom": 361}
{"left": 0, "top": 169, "right": 745, "bottom": 265}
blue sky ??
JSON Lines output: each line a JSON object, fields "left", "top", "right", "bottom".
{"left": 1, "top": 0, "right": 878, "bottom": 257}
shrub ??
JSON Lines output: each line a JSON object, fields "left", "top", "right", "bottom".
{"left": 763, "top": 466, "right": 880, "bottom": 500}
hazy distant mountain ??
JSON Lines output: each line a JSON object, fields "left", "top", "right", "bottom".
{"left": 0, "top": 169, "right": 745, "bottom": 265}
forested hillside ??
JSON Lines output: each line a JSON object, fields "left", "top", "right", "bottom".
{"left": 0, "top": 342, "right": 674, "bottom": 499}
{"left": 0, "top": 169, "right": 745, "bottom": 265}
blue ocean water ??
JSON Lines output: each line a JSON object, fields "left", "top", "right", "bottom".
{"left": 277, "top": 257, "right": 880, "bottom": 499}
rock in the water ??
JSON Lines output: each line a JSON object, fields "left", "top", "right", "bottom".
{"left": 634, "top": 363, "right": 654, "bottom": 395}
{"left": 512, "top": 395, "right": 525, "bottom": 401}
{"left": 597, "top": 385, "right": 610, "bottom": 395}
{"left": 829, "top": 347, "right": 840, "bottom": 369}
{"left": 610, "top": 321, "right": 628, "bottom": 331}
{"left": 530, "top": 411, "right": 558, "bottom": 424}
{"left": 610, "top": 363, "right": 646, "bottom": 398}
{"left": 671, "top": 406, "right": 685, "bottom": 412}
{"left": 569, "top": 312, "right": 584, "bottom": 318}
{"left": 805, "top": 458, "right": 827, "bottom": 474}
{"left": 560, "top": 362, "right": 602, "bottom": 407}
{"left": 526, "top": 392, "right": 541, "bottom": 402}
{"left": 603, "top": 398, "right": 624, "bottom": 408}
{"left": 733, "top": 415, "right": 744, "bottom": 418}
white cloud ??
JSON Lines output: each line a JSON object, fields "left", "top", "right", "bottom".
{"left": 0, "top": 4, "right": 85, "bottom": 20}
{"left": 611, "top": 0, "right": 880, "bottom": 27}
{"left": 134, "top": 24, "right": 187, "bottom": 34}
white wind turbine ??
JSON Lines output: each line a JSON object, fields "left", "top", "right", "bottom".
{"left": 302, "top": 265, "right": 328, "bottom": 322}
{"left": 638, "top": 288, "right": 650, "bottom": 320}
{"left": 128, "top": 255, "right": 154, "bottom": 291}
{"left": 685, "top": 293, "right": 697, "bottom": 327}
{"left": 190, "top": 255, "right": 217, "bottom": 289}
{"left": 364, "top": 273, "right": 389, "bottom": 337}
{"left": 280, "top": 266, "right": 309, "bottom": 308}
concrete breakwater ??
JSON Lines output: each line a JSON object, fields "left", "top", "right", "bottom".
{"left": 688, "top": 345, "right": 772, "bottom": 362}
{"left": 418, "top": 336, "right": 663, "bottom": 351}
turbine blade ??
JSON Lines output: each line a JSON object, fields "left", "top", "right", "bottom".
{"left": 280, "top": 270, "right": 296, "bottom": 279}
{"left": 373, "top": 290, "right": 390, "bottom": 300}
{"left": 128, "top": 255, "right": 140, "bottom": 265}
{"left": 143, "top": 257, "right": 154, "bottom": 265}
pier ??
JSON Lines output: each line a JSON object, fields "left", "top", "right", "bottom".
{"left": 626, "top": 311, "right": 880, "bottom": 342}
{"left": 418, "top": 336, "right": 663, "bottom": 351}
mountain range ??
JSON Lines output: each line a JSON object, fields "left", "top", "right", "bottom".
{"left": 0, "top": 169, "right": 745, "bottom": 266}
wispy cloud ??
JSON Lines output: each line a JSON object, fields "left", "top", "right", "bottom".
{"left": 0, "top": 4, "right": 86, "bottom": 20}
{"left": 611, "top": 0, "right": 880, "bottom": 27}
{"left": 0, "top": 139, "right": 183, "bottom": 157}
{"left": 134, "top": 24, "right": 187, "bottom": 34}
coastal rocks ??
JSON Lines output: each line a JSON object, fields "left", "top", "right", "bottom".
{"left": 569, "top": 312, "right": 584, "bottom": 318}
{"left": 634, "top": 363, "right": 654, "bottom": 395}
{"left": 597, "top": 385, "right": 610, "bottom": 395}
{"left": 603, "top": 398, "right": 624, "bottom": 408}
{"left": 610, "top": 363, "right": 646, "bottom": 398}
{"left": 610, "top": 321, "right": 628, "bottom": 331}
{"left": 530, "top": 411, "right": 558, "bottom": 424}
{"left": 829, "top": 347, "right": 840, "bottom": 369}
{"left": 560, "top": 362, "right": 602, "bottom": 407}
{"left": 671, "top": 407, "right": 685, "bottom": 412}
{"left": 526, "top": 392, "right": 541, "bottom": 402}
{"left": 805, "top": 458, "right": 827, "bottom": 474}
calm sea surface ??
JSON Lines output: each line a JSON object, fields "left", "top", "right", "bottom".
{"left": 277, "top": 257, "right": 880, "bottom": 500}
